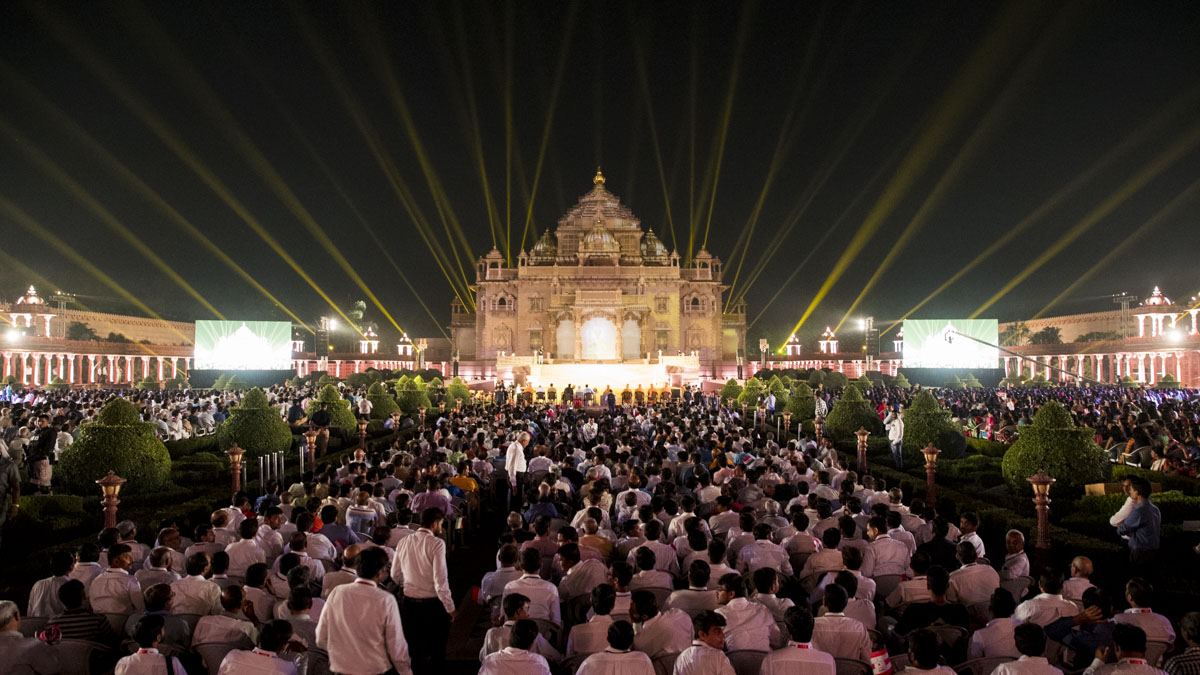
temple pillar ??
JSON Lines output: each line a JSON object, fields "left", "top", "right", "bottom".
{"left": 1137, "top": 315, "right": 1147, "bottom": 337}
{"left": 1177, "top": 353, "right": 1182, "bottom": 382}
{"left": 1137, "top": 354, "right": 1145, "bottom": 383}
{"left": 614, "top": 323, "right": 623, "bottom": 363}
{"left": 141, "top": 356, "right": 150, "bottom": 381}
{"left": 157, "top": 358, "right": 163, "bottom": 381}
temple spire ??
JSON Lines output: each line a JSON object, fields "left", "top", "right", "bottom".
{"left": 593, "top": 167, "right": 605, "bottom": 186}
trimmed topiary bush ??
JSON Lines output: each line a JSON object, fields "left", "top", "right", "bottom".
{"left": 738, "top": 377, "right": 765, "bottom": 406}
{"left": 307, "top": 384, "right": 356, "bottom": 434}
{"left": 136, "top": 376, "right": 160, "bottom": 391}
{"left": 1001, "top": 400, "right": 1109, "bottom": 495}
{"left": 367, "top": 382, "right": 400, "bottom": 420}
{"left": 787, "top": 383, "right": 816, "bottom": 421}
{"left": 47, "top": 376, "right": 69, "bottom": 391}
{"left": 1157, "top": 374, "right": 1179, "bottom": 389}
{"left": 58, "top": 398, "right": 172, "bottom": 495}
{"left": 961, "top": 373, "right": 982, "bottom": 388}
{"left": 856, "top": 374, "right": 873, "bottom": 389}
{"left": 217, "top": 387, "right": 292, "bottom": 460}
{"left": 807, "top": 370, "right": 825, "bottom": 388}
{"left": 825, "top": 384, "right": 884, "bottom": 442}
{"left": 824, "top": 371, "right": 849, "bottom": 390}
{"left": 446, "top": 377, "right": 470, "bottom": 406}
{"left": 719, "top": 379, "right": 742, "bottom": 405}
{"left": 1119, "top": 375, "right": 1138, "bottom": 388}
{"left": 394, "top": 378, "right": 432, "bottom": 416}
{"left": 903, "top": 391, "right": 967, "bottom": 461}
{"left": 345, "top": 372, "right": 372, "bottom": 389}
{"left": 893, "top": 373, "right": 911, "bottom": 389}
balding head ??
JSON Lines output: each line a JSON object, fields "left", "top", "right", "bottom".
{"left": 342, "top": 544, "right": 362, "bottom": 566}
{"left": 1070, "top": 556, "right": 1093, "bottom": 578}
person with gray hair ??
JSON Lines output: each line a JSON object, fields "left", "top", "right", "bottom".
{"left": 0, "top": 599, "right": 60, "bottom": 674}
{"left": 117, "top": 519, "right": 151, "bottom": 567}
{"left": 1165, "top": 612, "right": 1200, "bottom": 675}
{"left": 1000, "top": 529, "right": 1030, "bottom": 581}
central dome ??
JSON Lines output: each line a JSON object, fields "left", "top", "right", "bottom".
{"left": 578, "top": 218, "right": 621, "bottom": 264}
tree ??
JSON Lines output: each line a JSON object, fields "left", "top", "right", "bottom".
{"left": 719, "top": 379, "right": 743, "bottom": 404}
{"left": 394, "top": 378, "right": 432, "bottom": 416}
{"left": 65, "top": 321, "right": 97, "bottom": 341}
{"left": 307, "top": 384, "right": 357, "bottom": 433}
{"left": 58, "top": 398, "right": 172, "bottom": 494}
{"left": 1000, "top": 322, "right": 1031, "bottom": 346}
{"left": 1028, "top": 326, "right": 1063, "bottom": 345}
{"left": 787, "top": 383, "right": 816, "bottom": 420}
{"left": 104, "top": 332, "right": 133, "bottom": 343}
{"left": 738, "top": 377, "right": 765, "bottom": 406}
{"left": 218, "top": 388, "right": 293, "bottom": 459}
{"left": 893, "top": 373, "right": 911, "bottom": 389}
{"left": 807, "top": 370, "right": 826, "bottom": 388}
{"left": 824, "top": 371, "right": 849, "bottom": 389}
{"left": 825, "top": 384, "right": 884, "bottom": 441}
{"left": 1075, "top": 331, "right": 1122, "bottom": 343}
{"left": 961, "top": 373, "right": 982, "bottom": 388}
{"left": 902, "top": 391, "right": 966, "bottom": 462}
{"left": 1001, "top": 401, "right": 1108, "bottom": 494}
{"left": 446, "top": 377, "right": 470, "bottom": 406}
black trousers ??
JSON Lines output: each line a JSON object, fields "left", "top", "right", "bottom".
{"left": 401, "top": 595, "right": 450, "bottom": 674}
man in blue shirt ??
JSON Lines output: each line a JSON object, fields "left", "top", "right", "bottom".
{"left": 1116, "top": 477, "right": 1160, "bottom": 570}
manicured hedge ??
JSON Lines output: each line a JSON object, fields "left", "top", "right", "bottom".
{"left": 164, "top": 435, "right": 220, "bottom": 460}
{"left": 307, "top": 384, "right": 357, "bottom": 434}
{"left": 903, "top": 391, "right": 966, "bottom": 463}
{"left": 395, "top": 378, "right": 432, "bottom": 416}
{"left": 367, "top": 382, "right": 400, "bottom": 420}
{"left": 1001, "top": 401, "right": 1109, "bottom": 494}
{"left": 826, "top": 385, "right": 884, "bottom": 442}
{"left": 787, "top": 383, "right": 817, "bottom": 421}
{"left": 446, "top": 377, "right": 470, "bottom": 406}
{"left": 57, "top": 398, "right": 172, "bottom": 495}
{"left": 1111, "top": 465, "right": 1199, "bottom": 496}
{"left": 170, "top": 453, "right": 229, "bottom": 486}
{"left": 966, "top": 437, "right": 1009, "bottom": 458}
{"left": 217, "top": 388, "right": 293, "bottom": 459}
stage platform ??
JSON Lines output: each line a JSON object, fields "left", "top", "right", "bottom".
{"left": 496, "top": 354, "right": 702, "bottom": 390}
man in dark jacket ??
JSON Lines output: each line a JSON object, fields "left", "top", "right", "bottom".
{"left": 27, "top": 415, "right": 57, "bottom": 495}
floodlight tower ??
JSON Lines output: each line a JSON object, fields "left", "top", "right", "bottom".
{"left": 1111, "top": 293, "right": 1138, "bottom": 339}
{"left": 860, "top": 316, "right": 879, "bottom": 371}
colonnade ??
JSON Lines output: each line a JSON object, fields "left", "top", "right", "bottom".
{"left": 1001, "top": 351, "right": 1189, "bottom": 385}
{"left": 0, "top": 351, "right": 192, "bottom": 387}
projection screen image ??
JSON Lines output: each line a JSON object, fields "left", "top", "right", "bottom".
{"left": 194, "top": 321, "right": 293, "bottom": 370}
{"left": 902, "top": 319, "right": 999, "bottom": 369}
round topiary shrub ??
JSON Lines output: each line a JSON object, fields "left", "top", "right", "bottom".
{"left": 738, "top": 377, "right": 765, "bottom": 406}
{"left": 136, "top": 377, "right": 160, "bottom": 391}
{"left": 824, "top": 371, "right": 849, "bottom": 390}
{"left": 446, "top": 377, "right": 470, "bottom": 406}
{"left": 367, "top": 382, "right": 400, "bottom": 420}
{"left": 1001, "top": 400, "right": 1109, "bottom": 494}
{"left": 787, "top": 383, "right": 816, "bottom": 421}
{"left": 306, "top": 384, "right": 356, "bottom": 434}
{"left": 1157, "top": 374, "right": 1179, "bottom": 389}
{"left": 825, "top": 384, "right": 884, "bottom": 442}
{"left": 807, "top": 370, "right": 825, "bottom": 388}
{"left": 394, "top": 378, "right": 432, "bottom": 416}
{"left": 719, "top": 379, "right": 742, "bottom": 404}
{"left": 58, "top": 398, "right": 172, "bottom": 494}
{"left": 1119, "top": 376, "right": 1138, "bottom": 388}
{"left": 47, "top": 376, "right": 70, "bottom": 391}
{"left": 893, "top": 373, "right": 912, "bottom": 389}
{"left": 345, "top": 372, "right": 372, "bottom": 389}
{"left": 902, "top": 391, "right": 966, "bottom": 462}
{"left": 217, "top": 388, "right": 293, "bottom": 460}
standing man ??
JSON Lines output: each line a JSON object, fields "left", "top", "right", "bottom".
{"left": 28, "top": 415, "right": 56, "bottom": 495}
{"left": 1117, "top": 477, "right": 1161, "bottom": 571}
{"left": 0, "top": 445, "right": 18, "bottom": 552}
{"left": 392, "top": 508, "right": 454, "bottom": 674}
{"left": 506, "top": 432, "right": 531, "bottom": 510}
{"left": 317, "top": 547, "right": 410, "bottom": 675}
{"left": 885, "top": 407, "right": 905, "bottom": 470}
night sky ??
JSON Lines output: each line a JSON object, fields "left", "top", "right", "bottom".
{"left": 2, "top": 1, "right": 1198, "bottom": 349}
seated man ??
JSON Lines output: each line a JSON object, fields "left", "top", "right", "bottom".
{"left": 115, "top": 614, "right": 187, "bottom": 674}
{"left": 27, "top": 551, "right": 74, "bottom": 618}
{"left": 502, "top": 548, "right": 561, "bottom": 626}
{"left": 480, "top": 544, "right": 523, "bottom": 606}
{"left": 1000, "top": 530, "right": 1030, "bottom": 581}
{"left": 1113, "top": 578, "right": 1176, "bottom": 649}
{"left": 123, "top": 583, "right": 192, "bottom": 652}
{"left": 90, "top": 543, "right": 144, "bottom": 615}
{"left": 1015, "top": 569, "right": 1080, "bottom": 627}
{"left": 479, "top": 619, "right": 551, "bottom": 675}
{"left": 629, "top": 546, "right": 673, "bottom": 592}
{"left": 193, "top": 586, "right": 259, "bottom": 649}
{"left": 171, "top": 552, "right": 222, "bottom": 616}
{"left": 947, "top": 541, "right": 1000, "bottom": 607}
{"left": 666, "top": 560, "right": 720, "bottom": 618}
{"left": 738, "top": 523, "right": 792, "bottom": 576}
{"left": 991, "top": 623, "right": 1061, "bottom": 675}
{"left": 1062, "top": 557, "right": 1096, "bottom": 604}
{"left": 811, "top": 584, "right": 872, "bottom": 662}
{"left": 558, "top": 543, "right": 609, "bottom": 601}
{"left": 824, "top": 571, "right": 875, "bottom": 632}
{"left": 674, "top": 611, "right": 735, "bottom": 675}
{"left": 0, "top": 600, "right": 59, "bottom": 674}
{"left": 135, "top": 547, "right": 182, "bottom": 590}
{"left": 567, "top": 584, "right": 616, "bottom": 658}
{"left": 629, "top": 590, "right": 693, "bottom": 658}
{"left": 480, "top": 593, "right": 562, "bottom": 663}
{"left": 751, "top": 568, "right": 794, "bottom": 623}
{"left": 1085, "top": 624, "right": 1165, "bottom": 675}
{"left": 715, "top": 572, "right": 779, "bottom": 652}
{"left": 217, "top": 619, "right": 299, "bottom": 675}
{"left": 1165, "top": 612, "right": 1200, "bottom": 675}
{"left": 49, "top": 580, "right": 117, "bottom": 646}
{"left": 895, "top": 565, "right": 970, "bottom": 636}
{"left": 577, "top": 620, "right": 655, "bottom": 675}
{"left": 1045, "top": 587, "right": 1117, "bottom": 673}
{"left": 887, "top": 551, "right": 933, "bottom": 609}
{"left": 762, "top": 606, "right": 836, "bottom": 675}
{"left": 969, "top": 587, "right": 1020, "bottom": 659}
{"left": 905, "top": 628, "right": 959, "bottom": 675}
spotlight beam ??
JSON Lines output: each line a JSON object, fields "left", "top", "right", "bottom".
{"left": 517, "top": 3, "right": 579, "bottom": 255}
{"left": 28, "top": 2, "right": 363, "bottom": 332}
{"left": 834, "top": 4, "right": 1069, "bottom": 332}
{"left": 633, "top": 36, "right": 679, "bottom": 252}
{"left": 1034, "top": 177, "right": 1200, "bottom": 319}
{"left": 971, "top": 120, "right": 1200, "bottom": 319}
{"left": 883, "top": 86, "right": 1200, "bottom": 334}
{"left": 787, "top": 1, "right": 1047, "bottom": 338}
{"left": 0, "top": 61, "right": 313, "bottom": 332}
{"left": 0, "top": 117, "right": 226, "bottom": 321}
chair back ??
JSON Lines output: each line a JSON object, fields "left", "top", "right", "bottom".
{"left": 55, "top": 639, "right": 111, "bottom": 675}
{"left": 103, "top": 612, "right": 132, "bottom": 639}
{"left": 1145, "top": 640, "right": 1170, "bottom": 667}
{"left": 727, "top": 649, "right": 768, "bottom": 675}
{"left": 534, "top": 617, "right": 561, "bottom": 644}
{"left": 789, "top": 551, "right": 812, "bottom": 576}
{"left": 1000, "top": 576, "right": 1033, "bottom": 602}
{"left": 194, "top": 641, "right": 241, "bottom": 675}
{"left": 955, "top": 656, "right": 1016, "bottom": 675}
{"left": 562, "top": 653, "right": 589, "bottom": 673}
{"left": 18, "top": 616, "right": 48, "bottom": 638}
{"left": 175, "top": 613, "right": 204, "bottom": 632}
{"left": 872, "top": 574, "right": 902, "bottom": 601}
{"left": 835, "top": 657, "right": 873, "bottom": 675}
{"left": 652, "top": 651, "right": 681, "bottom": 675}
{"left": 306, "top": 646, "right": 331, "bottom": 675}
{"left": 647, "top": 586, "right": 672, "bottom": 609}
{"left": 967, "top": 601, "right": 992, "bottom": 624}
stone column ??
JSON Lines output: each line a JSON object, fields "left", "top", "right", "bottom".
{"left": 574, "top": 318, "right": 583, "bottom": 360}
{"left": 614, "top": 317, "right": 624, "bottom": 363}
{"left": 141, "top": 356, "right": 150, "bottom": 381}
{"left": 1176, "top": 353, "right": 1182, "bottom": 382}
{"left": 157, "top": 358, "right": 163, "bottom": 381}
{"left": 1137, "top": 354, "right": 1145, "bottom": 383}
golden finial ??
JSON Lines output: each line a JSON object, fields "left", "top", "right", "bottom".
{"left": 593, "top": 167, "right": 605, "bottom": 186}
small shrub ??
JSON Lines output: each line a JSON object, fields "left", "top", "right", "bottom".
{"left": 1156, "top": 374, "right": 1180, "bottom": 389}
{"left": 394, "top": 378, "right": 432, "bottom": 416}
{"left": 47, "top": 376, "right": 69, "bottom": 391}
{"left": 787, "top": 383, "right": 816, "bottom": 421}
{"left": 893, "top": 373, "right": 911, "bottom": 389}
{"left": 307, "top": 384, "right": 356, "bottom": 434}
{"left": 345, "top": 372, "right": 372, "bottom": 389}
{"left": 367, "top": 381, "right": 400, "bottom": 420}
{"left": 446, "top": 377, "right": 470, "bottom": 406}
{"left": 825, "top": 384, "right": 884, "bottom": 442}
{"left": 738, "top": 377, "right": 765, "bottom": 406}
{"left": 136, "top": 377, "right": 160, "bottom": 391}
{"left": 1119, "top": 376, "right": 1138, "bottom": 388}
{"left": 903, "top": 391, "right": 966, "bottom": 461}
{"left": 58, "top": 398, "right": 172, "bottom": 495}
{"left": 807, "top": 370, "right": 826, "bottom": 388}
{"left": 719, "top": 379, "right": 743, "bottom": 404}
{"left": 1001, "top": 401, "right": 1109, "bottom": 494}
{"left": 824, "top": 371, "right": 849, "bottom": 390}
{"left": 217, "top": 388, "right": 293, "bottom": 459}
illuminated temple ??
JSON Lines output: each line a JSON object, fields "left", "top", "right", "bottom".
{"left": 449, "top": 170, "right": 748, "bottom": 388}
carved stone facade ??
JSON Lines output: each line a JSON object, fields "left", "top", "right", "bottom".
{"left": 451, "top": 171, "right": 746, "bottom": 375}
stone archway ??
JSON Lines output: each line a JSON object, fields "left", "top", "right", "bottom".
{"left": 580, "top": 316, "right": 617, "bottom": 360}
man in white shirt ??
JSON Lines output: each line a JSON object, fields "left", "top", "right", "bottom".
{"left": 225, "top": 519, "right": 267, "bottom": 579}
{"left": 761, "top": 606, "right": 836, "bottom": 675}
{"left": 319, "top": 545, "right": 359, "bottom": 600}
{"left": 863, "top": 515, "right": 910, "bottom": 578}
{"left": 481, "top": 544, "right": 524, "bottom": 605}
{"left": 316, "top": 547, "right": 410, "bottom": 675}
{"left": 567, "top": 585, "right": 617, "bottom": 658}
{"left": 887, "top": 552, "right": 933, "bottom": 608}
{"left": 1000, "top": 530, "right": 1031, "bottom": 581}
{"left": 886, "top": 511, "right": 918, "bottom": 556}
{"left": 135, "top": 548, "right": 181, "bottom": 590}
{"left": 1062, "top": 557, "right": 1096, "bottom": 603}
{"left": 171, "top": 553, "right": 223, "bottom": 616}
{"left": 255, "top": 508, "right": 286, "bottom": 564}
{"left": 193, "top": 587, "right": 259, "bottom": 648}
{"left": 481, "top": 593, "right": 563, "bottom": 664}
{"left": 217, "top": 620, "right": 300, "bottom": 675}
{"left": 811, "top": 584, "right": 872, "bottom": 662}
{"left": 115, "top": 614, "right": 187, "bottom": 675}
{"left": 480, "top": 619, "right": 552, "bottom": 675}
{"left": 626, "top": 520, "right": 679, "bottom": 577}
{"left": 673, "top": 611, "right": 735, "bottom": 675}
{"left": 90, "top": 544, "right": 144, "bottom": 615}
{"left": 738, "top": 524, "right": 793, "bottom": 576}
{"left": 1014, "top": 569, "right": 1080, "bottom": 627}
{"left": 947, "top": 541, "right": 1001, "bottom": 607}
{"left": 1112, "top": 578, "right": 1176, "bottom": 648}
{"left": 559, "top": 544, "right": 609, "bottom": 601}
{"left": 629, "top": 590, "right": 693, "bottom": 658}
{"left": 665, "top": 561, "right": 720, "bottom": 618}
{"left": 970, "top": 587, "right": 1020, "bottom": 659}
{"left": 505, "top": 431, "right": 530, "bottom": 493}
{"left": 392, "top": 507, "right": 456, "bottom": 672}
{"left": 714, "top": 572, "right": 780, "bottom": 652}
{"left": 1083, "top": 624, "right": 1165, "bottom": 675}
{"left": 28, "top": 551, "right": 74, "bottom": 618}
{"left": 503, "top": 548, "right": 561, "bottom": 626}
{"left": 959, "top": 512, "right": 986, "bottom": 560}
{"left": 68, "top": 543, "right": 106, "bottom": 599}
{"left": 577, "top": 620, "right": 655, "bottom": 675}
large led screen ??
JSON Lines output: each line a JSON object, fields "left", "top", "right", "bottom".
{"left": 194, "top": 321, "right": 293, "bottom": 370}
{"left": 902, "top": 319, "right": 999, "bottom": 369}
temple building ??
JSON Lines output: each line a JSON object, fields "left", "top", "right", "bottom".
{"left": 450, "top": 170, "right": 747, "bottom": 387}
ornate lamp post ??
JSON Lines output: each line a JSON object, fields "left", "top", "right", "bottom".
{"left": 782, "top": 411, "right": 793, "bottom": 442}
{"left": 357, "top": 418, "right": 368, "bottom": 450}
{"left": 226, "top": 443, "right": 246, "bottom": 495}
{"left": 1028, "top": 469, "right": 1056, "bottom": 550}
{"left": 757, "top": 403, "right": 767, "bottom": 431}
{"left": 921, "top": 443, "right": 941, "bottom": 508}
{"left": 854, "top": 427, "right": 871, "bottom": 475}
{"left": 303, "top": 427, "right": 318, "bottom": 472}
{"left": 418, "top": 405, "right": 427, "bottom": 431}
{"left": 96, "top": 471, "right": 126, "bottom": 530}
